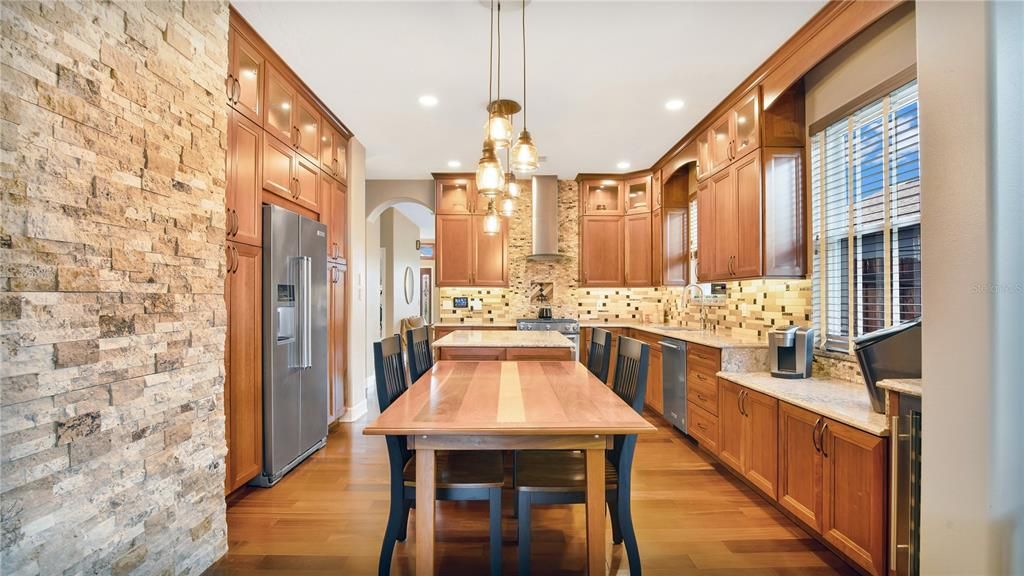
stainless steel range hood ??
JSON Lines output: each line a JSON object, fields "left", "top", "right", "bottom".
{"left": 527, "top": 175, "right": 562, "bottom": 261}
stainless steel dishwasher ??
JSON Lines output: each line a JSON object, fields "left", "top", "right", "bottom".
{"left": 660, "top": 338, "right": 687, "bottom": 433}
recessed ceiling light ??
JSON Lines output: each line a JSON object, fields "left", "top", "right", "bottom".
{"left": 447, "top": 160, "right": 462, "bottom": 168}
{"left": 665, "top": 99, "right": 685, "bottom": 111}
{"left": 418, "top": 94, "right": 439, "bottom": 108}
{"left": 617, "top": 161, "right": 631, "bottom": 170}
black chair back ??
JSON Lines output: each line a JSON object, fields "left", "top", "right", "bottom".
{"left": 406, "top": 325, "right": 434, "bottom": 384}
{"left": 374, "top": 334, "right": 408, "bottom": 412}
{"left": 586, "top": 327, "right": 613, "bottom": 383}
{"left": 609, "top": 335, "right": 649, "bottom": 477}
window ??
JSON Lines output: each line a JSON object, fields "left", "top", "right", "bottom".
{"left": 689, "top": 196, "right": 698, "bottom": 283}
{"left": 811, "top": 80, "right": 921, "bottom": 352}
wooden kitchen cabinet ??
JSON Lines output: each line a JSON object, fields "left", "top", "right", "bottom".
{"left": 294, "top": 93, "right": 320, "bottom": 163}
{"left": 717, "top": 379, "right": 778, "bottom": 498}
{"left": 821, "top": 418, "right": 888, "bottom": 576}
{"left": 262, "top": 133, "right": 295, "bottom": 200}
{"left": 473, "top": 214, "right": 508, "bottom": 286}
{"left": 651, "top": 209, "right": 663, "bottom": 286}
{"left": 227, "top": 108, "right": 262, "bottom": 247}
{"left": 696, "top": 131, "right": 710, "bottom": 181}
{"left": 320, "top": 124, "right": 347, "bottom": 182}
{"left": 646, "top": 345, "right": 663, "bottom": 414}
{"left": 651, "top": 170, "right": 662, "bottom": 210}
{"left": 436, "top": 177, "right": 477, "bottom": 214}
{"left": 328, "top": 261, "right": 346, "bottom": 422}
{"left": 581, "top": 180, "right": 624, "bottom": 215}
{"left": 228, "top": 26, "right": 263, "bottom": 125}
{"left": 293, "top": 154, "right": 320, "bottom": 212}
{"left": 779, "top": 402, "right": 824, "bottom": 530}
{"left": 580, "top": 216, "right": 624, "bottom": 286}
{"left": 321, "top": 173, "right": 346, "bottom": 261}
{"left": 709, "top": 165, "right": 737, "bottom": 279}
{"left": 777, "top": 402, "right": 888, "bottom": 576}
{"left": 702, "top": 151, "right": 764, "bottom": 281}
{"left": 436, "top": 214, "right": 474, "bottom": 286}
{"left": 625, "top": 175, "right": 651, "bottom": 213}
{"left": 703, "top": 87, "right": 761, "bottom": 180}
{"left": 264, "top": 64, "right": 296, "bottom": 146}
{"left": 733, "top": 151, "right": 763, "bottom": 278}
{"left": 624, "top": 212, "right": 652, "bottom": 286}
{"left": 696, "top": 180, "right": 713, "bottom": 282}
{"left": 225, "top": 241, "right": 262, "bottom": 492}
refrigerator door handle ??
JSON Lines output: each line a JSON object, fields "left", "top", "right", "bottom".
{"left": 298, "top": 255, "right": 312, "bottom": 369}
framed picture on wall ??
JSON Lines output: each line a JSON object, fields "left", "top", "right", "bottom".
{"left": 417, "top": 241, "right": 435, "bottom": 260}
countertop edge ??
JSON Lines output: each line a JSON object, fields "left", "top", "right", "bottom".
{"left": 717, "top": 371, "right": 889, "bottom": 436}
{"left": 877, "top": 378, "right": 923, "bottom": 397}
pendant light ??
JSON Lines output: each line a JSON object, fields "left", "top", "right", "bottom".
{"left": 484, "top": 0, "right": 513, "bottom": 149}
{"left": 510, "top": 0, "right": 539, "bottom": 172}
{"left": 482, "top": 199, "right": 501, "bottom": 235}
{"left": 476, "top": 140, "right": 505, "bottom": 197}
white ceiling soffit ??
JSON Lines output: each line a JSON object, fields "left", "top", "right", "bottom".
{"left": 233, "top": 1, "right": 826, "bottom": 179}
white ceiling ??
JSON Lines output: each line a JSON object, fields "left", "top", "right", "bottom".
{"left": 234, "top": 1, "right": 826, "bottom": 179}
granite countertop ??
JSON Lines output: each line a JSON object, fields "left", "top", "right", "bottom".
{"left": 877, "top": 378, "right": 922, "bottom": 397}
{"left": 433, "top": 330, "right": 573, "bottom": 348}
{"left": 580, "top": 321, "right": 767, "bottom": 349}
{"left": 434, "top": 322, "right": 518, "bottom": 328}
{"left": 717, "top": 371, "right": 889, "bottom": 436}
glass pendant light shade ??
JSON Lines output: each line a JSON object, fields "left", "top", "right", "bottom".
{"left": 500, "top": 196, "right": 515, "bottom": 217}
{"left": 482, "top": 200, "right": 501, "bottom": 235}
{"left": 506, "top": 174, "right": 521, "bottom": 198}
{"left": 510, "top": 130, "right": 539, "bottom": 173}
{"left": 484, "top": 112, "right": 514, "bottom": 149}
{"left": 475, "top": 143, "right": 505, "bottom": 197}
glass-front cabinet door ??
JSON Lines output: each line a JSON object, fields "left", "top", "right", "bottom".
{"left": 320, "top": 126, "right": 336, "bottom": 176}
{"left": 264, "top": 66, "right": 294, "bottom": 146}
{"left": 732, "top": 88, "right": 760, "bottom": 159}
{"left": 436, "top": 178, "right": 475, "bottom": 214}
{"left": 625, "top": 175, "right": 651, "bottom": 213}
{"left": 710, "top": 114, "right": 732, "bottom": 174}
{"left": 294, "top": 94, "right": 320, "bottom": 162}
{"left": 696, "top": 131, "right": 710, "bottom": 181}
{"left": 229, "top": 27, "right": 263, "bottom": 125}
{"left": 582, "top": 180, "right": 623, "bottom": 215}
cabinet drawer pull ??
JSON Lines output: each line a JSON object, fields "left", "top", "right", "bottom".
{"left": 232, "top": 78, "right": 241, "bottom": 104}
{"left": 697, "top": 393, "right": 707, "bottom": 402}
{"left": 696, "top": 422, "right": 708, "bottom": 431}
{"left": 812, "top": 418, "right": 823, "bottom": 452}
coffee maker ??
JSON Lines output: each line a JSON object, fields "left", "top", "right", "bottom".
{"left": 770, "top": 326, "right": 816, "bottom": 379}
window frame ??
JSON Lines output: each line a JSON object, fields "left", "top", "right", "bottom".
{"left": 810, "top": 69, "right": 921, "bottom": 354}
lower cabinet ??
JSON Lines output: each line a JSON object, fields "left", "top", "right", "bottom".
{"left": 225, "top": 242, "right": 262, "bottom": 493}
{"left": 646, "top": 344, "right": 663, "bottom": 414}
{"left": 328, "top": 261, "right": 346, "bottom": 422}
{"left": 778, "top": 401, "right": 888, "bottom": 576}
{"left": 717, "top": 379, "right": 778, "bottom": 498}
{"left": 437, "top": 347, "right": 570, "bottom": 361}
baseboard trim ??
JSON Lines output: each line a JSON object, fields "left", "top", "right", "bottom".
{"left": 338, "top": 398, "right": 367, "bottom": 422}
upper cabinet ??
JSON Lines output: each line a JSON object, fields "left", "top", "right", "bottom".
{"left": 704, "top": 87, "right": 761, "bottom": 180}
{"left": 320, "top": 124, "right": 347, "bottom": 182}
{"left": 264, "top": 65, "right": 295, "bottom": 146}
{"left": 731, "top": 89, "right": 760, "bottom": 159}
{"left": 651, "top": 170, "right": 662, "bottom": 210}
{"left": 436, "top": 177, "right": 479, "bottom": 214}
{"left": 228, "top": 26, "right": 263, "bottom": 125}
{"left": 294, "top": 93, "right": 321, "bottom": 163}
{"left": 581, "top": 180, "right": 624, "bottom": 215}
{"left": 625, "top": 175, "right": 651, "bottom": 214}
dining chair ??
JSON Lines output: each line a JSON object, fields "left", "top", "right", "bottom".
{"left": 406, "top": 325, "right": 433, "bottom": 384}
{"left": 514, "top": 335, "right": 649, "bottom": 576}
{"left": 373, "top": 335, "right": 505, "bottom": 576}
{"left": 586, "top": 327, "right": 613, "bottom": 383}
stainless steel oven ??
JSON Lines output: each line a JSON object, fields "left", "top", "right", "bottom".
{"left": 891, "top": 393, "right": 921, "bottom": 576}
{"left": 516, "top": 318, "right": 579, "bottom": 361}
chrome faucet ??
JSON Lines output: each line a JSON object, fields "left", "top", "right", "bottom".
{"left": 682, "top": 283, "right": 709, "bottom": 331}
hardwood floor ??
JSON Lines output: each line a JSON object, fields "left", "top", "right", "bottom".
{"left": 207, "top": 407, "right": 857, "bottom": 576}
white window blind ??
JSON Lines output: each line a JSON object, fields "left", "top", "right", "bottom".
{"left": 689, "top": 197, "right": 698, "bottom": 282}
{"left": 811, "top": 80, "right": 921, "bottom": 352}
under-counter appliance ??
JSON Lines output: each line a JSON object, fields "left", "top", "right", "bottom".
{"left": 660, "top": 338, "right": 687, "bottom": 433}
{"left": 769, "top": 326, "right": 816, "bottom": 378}
{"left": 891, "top": 392, "right": 922, "bottom": 576}
{"left": 516, "top": 318, "right": 579, "bottom": 360}
{"left": 854, "top": 318, "right": 922, "bottom": 413}
{"left": 254, "top": 204, "right": 329, "bottom": 487}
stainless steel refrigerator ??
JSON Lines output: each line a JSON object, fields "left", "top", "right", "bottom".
{"left": 253, "top": 204, "right": 328, "bottom": 487}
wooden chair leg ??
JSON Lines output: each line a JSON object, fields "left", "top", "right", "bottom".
{"left": 608, "top": 497, "right": 623, "bottom": 545}
{"left": 517, "top": 492, "right": 531, "bottom": 576}
{"left": 489, "top": 487, "right": 502, "bottom": 576}
{"left": 617, "top": 488, "right": 641, "bottom": 576}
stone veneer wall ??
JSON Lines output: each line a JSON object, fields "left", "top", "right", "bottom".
{"left": 1, "top": 2, "right": 229, "bottom": 574}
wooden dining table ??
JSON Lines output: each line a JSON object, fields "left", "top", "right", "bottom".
{"left": 364, "top": 360, "right": 657, "bottom": 575}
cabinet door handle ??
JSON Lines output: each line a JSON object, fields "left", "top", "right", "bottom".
{"left": 226, "top": 245, "right": 233, "bottom": 274}
{"left": 889, "top": 415, "right": 899, "bottom": 568}
{"left": 293, "top": 126, "right": 300, "bottom": 149}
{"left": 737, "top": 389, "right": 743, "bottom": 416}
{"left": 232, "top": 78, "right": 241, "bottom": 104}
{"left": 812, "top": 417, "right": 823, "bottom": 452}
{"left": 225, "top": 74, "right": 234, "bottom": 100}
{"left": 820, "top": 423, "right": 830, "bottom": 458}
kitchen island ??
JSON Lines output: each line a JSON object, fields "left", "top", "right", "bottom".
{"left": 432, "top": 330, "right": 574, "bottom": 361}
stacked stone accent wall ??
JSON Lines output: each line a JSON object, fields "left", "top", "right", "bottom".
{"left": 1, "top": 1, "right": 229, "bottom": 574}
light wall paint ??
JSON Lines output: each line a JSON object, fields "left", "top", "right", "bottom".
{"left": 804, "top": 3, "right": 916, "bottom": 126}
{"left": 345, "top": 139, "right": 369, "bottom": 416}
{"left": 366, "top": 179, "right": 435, "bottom": 219}
{"left": 918, "top": 2, "right": 1023, "bottom": 573}
{"left": 365, "top": 215, "right": 383, "bottom": 376}
{"left": 380, "top": 209, "right": 422, "bottom": 337}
